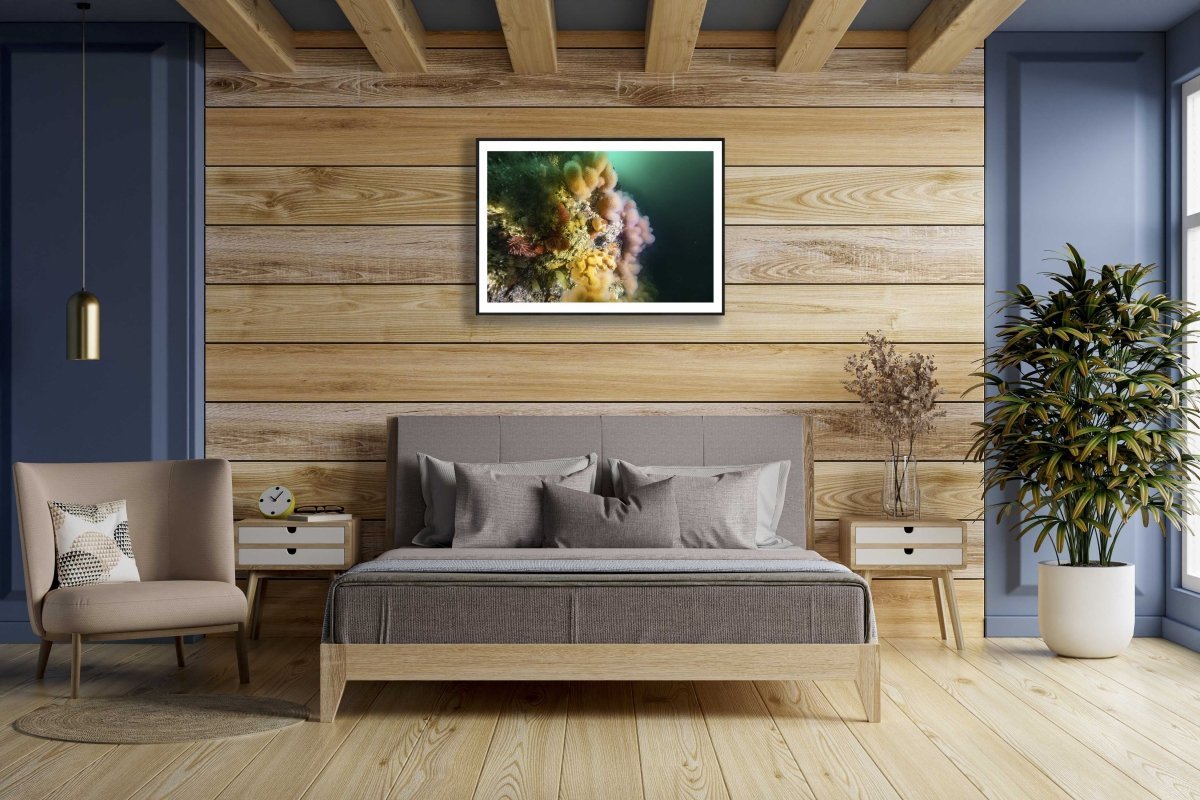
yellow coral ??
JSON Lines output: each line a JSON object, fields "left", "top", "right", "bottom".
{"left": 565, "top": 249, "right": 618, "bottom": 302}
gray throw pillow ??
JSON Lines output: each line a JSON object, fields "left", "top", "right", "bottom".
{"left": 544, "top": 478, "right": 682, "bottom": 549}
{"left": 618, "top": 462, "right": 760, "bottom": 549}
{"left": 413, "top": 451, "right": 598, "bottom": 546}
{"left": 609, "top": 458, "right": 793, "bottom": 548}
{"left": 452, "top": 462, "right": 598, "bottom": 548}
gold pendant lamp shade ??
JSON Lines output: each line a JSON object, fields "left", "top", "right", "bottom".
{"left": 67, "top": 2, "right": 99, "bottom": 361}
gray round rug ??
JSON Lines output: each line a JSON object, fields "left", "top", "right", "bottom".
{"left": 14, "top": 695, "right": 309, "bottom": 743}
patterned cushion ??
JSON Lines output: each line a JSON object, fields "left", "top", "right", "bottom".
{"left": 48, "top": 500, "right": 141, "bottom": 588}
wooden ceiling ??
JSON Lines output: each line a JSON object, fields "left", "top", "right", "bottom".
{"left": 183, "top": 0, "right": 1023, "bottom": 74}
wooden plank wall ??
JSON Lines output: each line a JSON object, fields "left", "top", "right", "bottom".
{"left": 204, "top": 39, "right": 985, "bottom": 637}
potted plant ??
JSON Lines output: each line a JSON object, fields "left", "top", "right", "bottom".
{"left": 844, "top": 332, "right": 945, "bottom": 518}
{"left": 970, "top": 245, "right": 1200, "bottom": 657}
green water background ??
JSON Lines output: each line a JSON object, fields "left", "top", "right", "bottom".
{"left": 607, "top": 150, "right": 716, "bottom": 303}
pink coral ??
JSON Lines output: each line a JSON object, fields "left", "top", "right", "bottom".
{"left": 614, "top": 194, "right": 655, "bottom": 295}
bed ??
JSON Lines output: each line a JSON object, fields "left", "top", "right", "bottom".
{"left": 319, "top": 415, "right": 880, "bottom": 722}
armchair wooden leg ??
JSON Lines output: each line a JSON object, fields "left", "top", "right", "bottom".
{"left": 70, "top": 634, "right": 82, "bottom": 699}
{"left": 36, "top": 639, "right": 52, "bottom": 680}
{"left": 235, "top": 623, "right": 250, "bottom": 684}
{"left": 175, "top": 636, "right": 186, "bottom": 668}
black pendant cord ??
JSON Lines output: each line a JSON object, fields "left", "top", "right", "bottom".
{"left": 79, "top": 2, "right": 88, "bottom": 292}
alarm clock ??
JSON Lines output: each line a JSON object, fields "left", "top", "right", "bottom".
{"left": 258, "top": 485, "right": 296, "bottom": 519}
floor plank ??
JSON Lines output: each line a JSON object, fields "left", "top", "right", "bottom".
{"left": 632, "top": 682, "right": 729, "bottom": 800}
{"left": 559, "top": 682, "right": 643, "bottom": 800}
{"left": 889, "top": 639, "right": 1152, "bottom": 799}
{"left": 756, "top": 680, "right": 900, "bottom": 799}
{"left": 473, "top": 682, "right": 569, "bottom": 800}
{"left": 692, "top": 681, "right": 814, "bottom": 800}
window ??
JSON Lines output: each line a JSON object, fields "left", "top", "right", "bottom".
{"left": 1183, "top": 75, "right": 1200, "bottom": 592}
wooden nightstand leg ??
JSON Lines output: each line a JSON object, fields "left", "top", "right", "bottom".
{"left": 252, "top": 577, "right": 268, "bottom": 640}
{"left": 932, "top": 577, "right": 947, "bottom": 640}
{"left": 940, "top": 570, "right": 965, "bottom": 650}
{"left": 245, "top": 570, "right": 262, "bottom": 641}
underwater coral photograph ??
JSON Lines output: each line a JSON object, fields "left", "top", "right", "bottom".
{"left": 477, "top": 138, "right": 724, "bottom": 314}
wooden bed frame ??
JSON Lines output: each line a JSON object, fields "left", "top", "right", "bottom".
{"left": 318, "top": 415, "right": 881, "bottom": 723}
{"left": 319, "top": 642, "right": 880, "bottom": 722}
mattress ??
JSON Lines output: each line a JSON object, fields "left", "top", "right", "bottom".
{"left": 323, "top": 548, "right": 874, "bottom": 645}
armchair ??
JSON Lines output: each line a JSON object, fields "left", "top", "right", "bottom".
{"left": 12, "top": 459, "right": 249, "bottom": 697}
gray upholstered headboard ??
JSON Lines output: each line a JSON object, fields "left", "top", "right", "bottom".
{"left": 386, "top": 415, "right": 814, "bottom": 549}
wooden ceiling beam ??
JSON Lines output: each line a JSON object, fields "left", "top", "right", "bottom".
{"left": 334, "top": 0, "right": 427, "bottom": 72}
{"left": 177, "top": 0, "right": 294, "bottom": 72}
{"left": 494, "top": 0, "right": 557, "bottom": 73}
{"left": 776, "top": 0, "right": 870, "bottom": 72}
{"left": 907, "top": 0, "right": 1024, "bottom": 72}
{"left": 645, "top": 0, "right": 708, "bottom": 73}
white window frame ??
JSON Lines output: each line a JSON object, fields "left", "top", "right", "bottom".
{"left": 1182, "top": 75, "right": 1200, "bottom": 592}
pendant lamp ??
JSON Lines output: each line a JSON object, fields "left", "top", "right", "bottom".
{"left": 67, "top": 2, "right": 98, "bottom": 361}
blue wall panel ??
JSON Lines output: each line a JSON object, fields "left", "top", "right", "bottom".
{"left": 985, "top": 33, "right": 1166, "bottom": 636}
{"left": 0, "top": 23, "right": 203, "bottom": 641}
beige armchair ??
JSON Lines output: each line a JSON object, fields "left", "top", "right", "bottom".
{"left": 12, "top": 459, "right": 249, "bottom": 697}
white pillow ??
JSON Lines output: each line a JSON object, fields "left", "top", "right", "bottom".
{"left": 608, "top": 458, "right": 793, "bottom": 548}
{"left": 48, "top": 500, "right": 141, "bottom": 588}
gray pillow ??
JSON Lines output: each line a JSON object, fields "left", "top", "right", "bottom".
{"left": 618, "top": 462, "right": 760, "bottom": 549}
{"left": 413, "top": 451, "right": 598, "bottom": 546}
{"left": 452, "top": 462, "right": 598, "bottom": 548}
{"left": 544, "top": 478, "right": 681, "bottom": 549}
{"left": 609, "top": 458, "right": 793, "bottom": 548}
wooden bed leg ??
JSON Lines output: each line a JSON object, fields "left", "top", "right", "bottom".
{"left": 858, "top": 644, "right": 881, "bottom": 723}
{"left": 320, "top": 644, "right": 346, "bottom": 723}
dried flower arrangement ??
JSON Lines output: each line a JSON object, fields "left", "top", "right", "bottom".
{"left": 843, "top": 332, "right": 946, "bottom": 459}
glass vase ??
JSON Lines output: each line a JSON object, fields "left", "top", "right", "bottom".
{"left": 882, "top": 455, "right": 920, "bottom": 518}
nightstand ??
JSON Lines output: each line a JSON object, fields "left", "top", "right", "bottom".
{"left": 839, "top": 516, "right": 967, "bottom": 650}
{"left": 235, "top": 517, "right": 360, "bottom": 638}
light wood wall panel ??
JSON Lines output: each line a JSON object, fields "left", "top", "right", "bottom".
{"left": 206, "top": 166, "right": 982, "bottom": 226}
{"left": 206, "top": 285, "right": 984, "bottom": 344}
{"left": 206, "top": 343, "right": 984, "bottom": 402}
{"left": 205, "top": 401, "right": 982, "bottom": 462}
{"left": 206, "top": 107, "right": 983, "bottom": 167}
{"left": 205, "top": 48, "right": 981, "bottom": 108}
{"left": 205, "top": 224, "right": 984, "bottom": 285}
{"left": 205, "top": 43, "right": 986, "bottom": 632}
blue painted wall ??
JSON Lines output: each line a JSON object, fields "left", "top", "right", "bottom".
{"left": 984, "top": 33, "right": 1167, "bottom": 636}
{"left": 0, "top": 23, "right": 204, "bottom": 641}
{"left": 1163, "top": 9, "right": 1200, "bottom": 651}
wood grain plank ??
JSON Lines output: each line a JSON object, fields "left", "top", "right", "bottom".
{"left": 205, "top": 48, "right": 981, "bottom": 108}
{"left": 205, "top": 225, "right": 473, "bottom": 284}
{"left": 204, "top": 224, "right": 983, "bottom": 286}
{"left": 205, "top": 107, "right": 983, "bottom": 167}
{"left": 205, "top": 29, "right": 910, "bottom": 50}
{"left": 205, "top": 167, "right": 471, "bottom": 226}
{"left": 206, "top": 343, "right": 984, "bottom": 403}
{"left": 179, "top": 0, "right": 294, "bottom": 73}
{"left": 205, "top": 285, "right": 984, "bottom": 344}
{"left": 725, "top": 225, "right": 983, "bottom": 284}
{"left": 872, "top": 578, "right": 982, "bottom": 637}
{"left": 386, "top": 682, "right": 509, "bottom": 800}
{"left": 775, "top": 0, "right": 869, "bottom": 72}
{"left": 495, "top": 0, "right": 557, "bottom": 74}
{"left": 945, "top": 638, "right": 1200, "bottom": 799}
{"left": 203, "top": 401, "right": 981, "bottom": 463}
{"left": 691, "top": 681, "right": 815, "bottom": 799}
{"left": 728, "top": 166, "right": 983, "bottom": 225}
{"left": 632, "top": 682, "right": 729, "bottom": 800}
{"left": 644, "top": 0, "right": 709, "bottom": 73}
{"left": 908, "top": 0, "right": 1022, "bottom": 73}
{"left": 888, "top": 639, "right": 1151, "bottom": 799}
{"left": 334, "top": 0, "right": 427, "bottom": 73}
{"left": 755, "top": 679, "right": 899, "bottom": 798}
{"left": 471, "top": 682, "right": 568, "bottom": 800}
{"left": 559, "top": 683, "right": 643, "bottom": 800}
{"left": 815, "top": 461, "right": 982, "bottom": 520}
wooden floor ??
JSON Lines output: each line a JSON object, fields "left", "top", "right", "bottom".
{"left": 0, "top": 637, "right": 1196, "bottom": 799}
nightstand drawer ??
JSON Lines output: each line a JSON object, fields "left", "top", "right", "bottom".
{"left": 855, "top": 525, "right": 963, "bottom": 545}
{"left": 238, "top": 547, "right": 348, "bottom": 567}
{"left": 855, "top": 547, "right": 964, "bottom": 567}
{"left": 237, "top": 525, "right": 345, "bottom": 545}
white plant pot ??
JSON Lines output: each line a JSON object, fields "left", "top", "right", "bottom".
{"left": 1038, "top": 561, "right": 1135, "bottom": 658}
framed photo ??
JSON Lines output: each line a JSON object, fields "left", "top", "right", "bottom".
{"left": 477, "top": 138, "right": 724, "bottom": 315}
